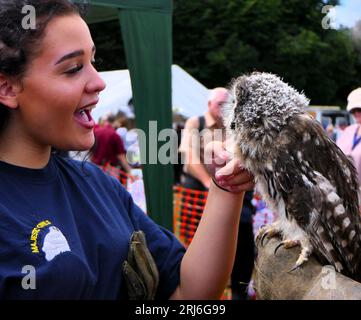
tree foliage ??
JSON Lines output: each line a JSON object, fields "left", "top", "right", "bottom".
{"left": 173, "top": 0, "right": 361, "bottom": 106}
{"left": 89, "top": 20, "right": 127, "bottom": 72}
{"left": 89, "top": 0, "right": 361, "bottom": 107}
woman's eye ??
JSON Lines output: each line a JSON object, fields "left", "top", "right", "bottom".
{"left": 65, "top": 65, "right": 83, "bottom": 75}
{"left": 64, "top": 58, "right": 102, "bottom": 75}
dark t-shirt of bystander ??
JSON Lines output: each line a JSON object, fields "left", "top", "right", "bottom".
{"left": 92, "top": 124, "right": 126, "bottom": 166}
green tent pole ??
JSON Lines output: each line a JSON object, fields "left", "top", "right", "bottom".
{"left": 119, "top": 8, "right": 174, "bottom": 231}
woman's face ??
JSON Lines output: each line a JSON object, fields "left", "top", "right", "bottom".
{"left": 352, "top": 109, "right": 361, "bottom": 125}
{"left": 13, "top": 14, "right": 106, "bottom": 151}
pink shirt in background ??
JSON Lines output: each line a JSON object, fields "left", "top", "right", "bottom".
{"left": 336, "top": 124, "right": 361, "bottom": 186}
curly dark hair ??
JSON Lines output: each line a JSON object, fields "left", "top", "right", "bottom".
{"left": 0, "top": 0, "right": 87, "bottom": 132}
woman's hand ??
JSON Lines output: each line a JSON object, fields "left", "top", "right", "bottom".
{"left": 204, "top": 141, "right": 255, "bottom": 193}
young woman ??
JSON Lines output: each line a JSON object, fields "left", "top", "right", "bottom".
{"left": 0, "top": 0, "right": 254, "bottom": 299}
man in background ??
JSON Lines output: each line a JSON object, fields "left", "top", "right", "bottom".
{"left": 179, "top": 87, "right": 256, "bottom": 299}
{"left": 179, "top": 87, "right": 229, "bottom": 190}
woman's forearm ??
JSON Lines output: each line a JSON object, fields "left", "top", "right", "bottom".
{"left": 170, "top": 180, "right": 244, "bottom": 299}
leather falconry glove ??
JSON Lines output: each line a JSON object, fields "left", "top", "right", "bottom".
{"left": 122, "top": 230, "right": 159, "bottom": 300}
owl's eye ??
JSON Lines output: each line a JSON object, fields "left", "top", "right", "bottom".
{"left": 230, "top": 122, "right": 235, "bottom": 130}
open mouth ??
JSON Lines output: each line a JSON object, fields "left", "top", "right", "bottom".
{"left": 74, "top": 106, "right": 95, "bottom": 129}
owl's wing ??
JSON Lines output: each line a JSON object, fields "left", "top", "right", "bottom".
{"left": 270, "top": 114, "right": 361, "bottom": 277}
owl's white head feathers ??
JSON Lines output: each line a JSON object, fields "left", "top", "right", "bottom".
{"left": 223, "top": 72, "right": 310, "bottom": 140}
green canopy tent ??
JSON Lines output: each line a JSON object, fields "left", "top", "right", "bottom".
{"left": 75, "top": 0, "right": 174, "bottom": 230}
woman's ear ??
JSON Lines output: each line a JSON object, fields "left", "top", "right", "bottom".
{"left": 0, "top": 74, "right": 19, "bottom": 109}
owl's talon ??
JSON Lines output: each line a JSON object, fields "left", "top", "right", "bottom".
{"left": 255, "top": 227, "right": 268, "bottom": 247}
{"left": 260, "top": 232, "right": 268, "bottom": 246}
{"left": 274, "top": 242, "right": 284, "bottom": 255}
{"left": 256, "top": 226, "right": 281, "bottom": 247}
{"left": 274, "top": 239, "right": 301, "bottom": 255}
{"left": 287, "top": 264, "right": 302, "bottom": 273}
{"left": 287, "top": 244, "right": 311, "bottom": 272}
{"left": 287, "top": 257, "right": 307, "bottom": 273}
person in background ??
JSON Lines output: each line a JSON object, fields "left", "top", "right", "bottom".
{"left": 337, "top": 87, "right": 361, "bottom": 186}
{"left": 179, "top": 87, "right": 256, "bottom": 299}
{"left": 335, "top": 118, "right": 348, "bottom": 141}
{"left": 91, "top": 114, "right": 133, "bottom": 175}
{"left": 326, "top": 123, "right": 336, "bottom": 141}
{"left": 115, "top": 111, "right": 129, "bottom": 150}
{"left": 179, "top": 87, "right": 229, "bottom": 190}
{"left": 173, "top": 120, "right": 184, "bottom": 185}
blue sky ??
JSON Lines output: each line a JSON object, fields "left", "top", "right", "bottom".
{"left": 334, "top": 0, "right": 361, "bottom": 28}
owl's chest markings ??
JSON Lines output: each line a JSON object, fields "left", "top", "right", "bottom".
{"left": 264, "top": 170, "right": 277, "bottom": 201}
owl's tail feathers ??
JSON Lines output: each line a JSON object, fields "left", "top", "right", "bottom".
{"left": 335, "top": 222, "right": 361, "bottom": 282}
{"left": 349, "top": 240, "right": 361, "bottom": 283}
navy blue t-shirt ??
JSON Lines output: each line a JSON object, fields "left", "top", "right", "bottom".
{"left": 0, "top": 155, "right": 185, "bottom": 299}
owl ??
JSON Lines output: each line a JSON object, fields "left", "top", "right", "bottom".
{"left": 224, "top": 72, "right": 361, "bottom": 281}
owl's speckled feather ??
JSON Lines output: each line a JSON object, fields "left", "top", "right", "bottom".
{"left": 225, "top": 72, "right": 361, "bottom": 280}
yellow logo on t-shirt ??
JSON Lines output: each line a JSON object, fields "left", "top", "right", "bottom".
{"left": 30, "top": 220, "right": 52, "bottom": 253}
{"left": 30, "top": 220, "right": 71, "bottom": 261}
